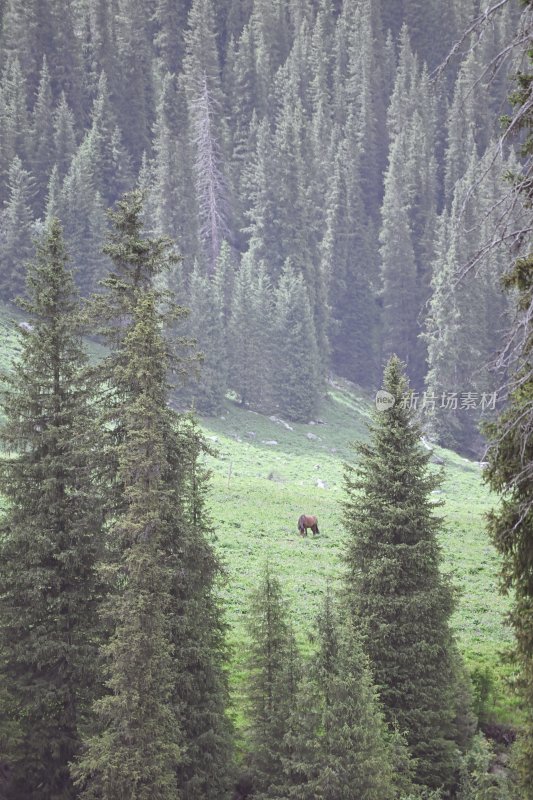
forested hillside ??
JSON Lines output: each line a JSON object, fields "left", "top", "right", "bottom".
{"left": 2, "top": 2, "right": 533, "bottom": 798}
{"left": 0, "top": 0, "right": 522, "bottom": 452}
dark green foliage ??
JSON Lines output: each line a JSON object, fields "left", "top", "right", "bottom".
{"left": 73, "top": 190, "right": 233, "bottom": 799}
{"left": 0, "top": 218, "right": 104, "bottom": 799}
{"left": 86, "top": 72, "right": 133, "bottom": 204}
{"left": 53, "top": 92, "right": 77, "bottom": 179}
{"left": 153, "top": 0, "right": 191, "bottom": 75}
{"left": 380, "top": 31, "right": 438, "bottom": 389}
{"left": 484, "top": 30, "right": 533, "bottom": 793}
{"left": 74, "top": 289, "right": 183, "bottom": 800}
{"left": 59, "top": 145, "right": 110, "bottom": 297}
{"left": 307, "top": 590, "right": 399, "bottom": 800}
{"left": 484, "top": 248, "right": 533, "bottom": 797}
{"left": 0, "top": 0, "right": 39, "bottom": 88}
{"left": 168, "top": 416, "right": 234, "bottom": 799}
{"left": 181, "top": 260, "right": 228, "bottom": 415}
{"left": 0, "top": 156, "right": 35, "bottom": 300}
{"left": 272, "top": 586, "right": 405, "bottom": 800}
{"left": 114, "top": 0, "right": 154, "bottom": 164}
{"left": 322, "top": 140, "right": 379, "bottom": 388}
{"left": 146, "top": 73, "right": 199, "bottom": 272}
{"left": 30, "top": 57, "right": 55, "bottom": 210}
{"left": 0, "top": 55, "right": 29, "bottom": 199}
{"left": 245, "top": 565, "right": 301, "bottom": 796}
{"left": 0, "top": 0, "right": 518, "bottom": 407}
{"left": 457, "top": 733, "right": 513, "bottom": 800}
{"left": 81, "top": 0, "right": 120, "bottom": 99}
{"left": 425, "top": 148, "right": 510, "bottom": 455}
{"left": 343, "top": 356, "right": 461, "bottom": 793}
{"left": 34, "top": 0, "right": 84, "bottom": 119}
{"left": 271, "top": 261, "right": 320, "bottom": 422}
{"left": 227, "top": 251, "right": 273, "bottom": 411}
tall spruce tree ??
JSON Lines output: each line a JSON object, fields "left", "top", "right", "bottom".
{"left": 114, "top": 0, "right": 154, "bottom": 164}
{"left": 484, "top": 8, "right": 533, "bottom": 787}
{"left": 72, "top": 193, "right": 185, "bottom": 799}
{"left": 343, "top": 355, "right": 460, "bottom": 793}
{"left": 322, "top": 137, "right": 379, "bottom": 387}
{"left": 380, "top": 29, "right": 438, "bottom": 388}
{"left": 59, "top": 140, "right": 110, "bottom": 296}
{"left": 0, "top": 156, "right": 35, "bottom": 300}
{"left": 245, "top": 565, "right": 301, "bottom": 798}
{"left": 0, "top": 55, "right": 30, "bottom": 201}
{"left": 74, "top": 191, "right": 233, "bottom": 799}
{"left": 425, "top": 146, "right": 511, "bottom": 455}
{"left": 53, "top": 91, "right": 77, "bottom": 179}
{"left": 227, "top": 250, "right": 273, "bottom": 411}
{"left": 168, "top": 415, "right": 234, "bottom": 800}
{"left": 148, "top": 73, "right": 199, "bottom": 274}
{"left": 271, "top": 261, "right": 320, "bottom": 422}
{"left": 272, "top": 584, "right": 414, "bottom": 800}
{"left": 180, "top": 260, "right": 228, "bottom": 414}
{"left": 30, "top": 57, "right": 55, "bottom": 211}
{"left": 74, "top": 292, "right": 183, "bottom": 800}
{"left": 0, "top": 218, "right": 104, "bottom": 799}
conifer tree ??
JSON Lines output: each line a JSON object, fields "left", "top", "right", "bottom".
{"left": 81, "top": 0, "right": 120, "bottom": 98}
{"left": 245, "top": 565, "right": 301, "bottom": 797}
{"left": 227, "top": 250, "right": 273, "bottom": 411}
{"left": 170, "top": 415, "right": 234, "bottom": 799}
{"left": 0, "top": 156, "right": 35, "bottom": 300}
{"left": 44, "top": 164, "right": 61, "bottom": 222}
{"left": 0, "top": 0, "right": 38, "bottom": 89}
{"left": 74, "top": 291, "right": 183, "bottom": 800}
{"left": 30, "top": 57, "right": 55, "bottom": 211}
{"left": 114, "top": 0, "right": 154, "bottom": 164}
{"left": 53, "top": 91, "right": 77, "bottom": 179}
{"left": 86, "top": 71, "right": 133, "bottom": 204}
{"left": 190, "top": 75, "right": 232, "bottom": 272}
{"left": 148, "top": 73, "right": 199, "bottom": 273}
{"left": 343, "top": 355, "right": 460, "bottom": 793}
{"left": 380, "top": 29, "right": 438, "bottom": 388}
{"left": 35, "top": 0, "right": 84, "bottom": 120}
{"left": 312, "top": 604, "right": 398, "bottom": 800}
{"left": 444, "top": 43, "right": 493, "bottom": 205}
{"left": 249, "top": 0, "right": 291, "bottom": 95}
{"left": 332, "top": 0, "right": 387, "bottom": 221}
{"left": 181, "top": 260, "right": 228, "bottom": 414}
{"left": 277, "top": 586, "right": 405, "bottom": 800}
{"left": 0, "top": 55, "right": 30, "bottom": 199}
{"left": 74, "top": 190, "right": 233, "bottom": 799}
{"left": 59, "top": 140, "right": 110, "bottom": 295}
{"left": 425, "top": 146, "right": 511, "bottom": 454}
{"left": 153, "top": 0, "right": 190, "bottom": 76}
{"left": 322, "top": 137, "right": 379, "bottom": 388}
{"left": 271, "top": 261, "right": 320, "bottom": 422}
{"left": 0, "top": 218, "right": 104, "bottom": 799}
{"left": 482, "top": 12, "right": 533, "bottom": 790}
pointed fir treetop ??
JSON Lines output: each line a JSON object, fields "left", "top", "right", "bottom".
{"left": 100, "top": 189, "right": 182, "bottom": 304}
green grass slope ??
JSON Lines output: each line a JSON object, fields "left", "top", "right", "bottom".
{"left": 196, "top": 379, "right": 516, "bottom": 724}
{"left": 0, "top": 301, "right": 516, "bottom": 724}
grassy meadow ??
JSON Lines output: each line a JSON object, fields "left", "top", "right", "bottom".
{"left": 195, "top": 379, "right": 516, "bottom": 728}
{"left": 0, "top": 300, "right": 517, "bottom": 728}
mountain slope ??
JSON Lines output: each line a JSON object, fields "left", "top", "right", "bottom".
{"left": 0, "top": 302, "right": 514, "bottom": 722}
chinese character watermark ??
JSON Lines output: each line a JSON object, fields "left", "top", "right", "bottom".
{"left": 375, "top": 390, "right": 498, "bottom": 413}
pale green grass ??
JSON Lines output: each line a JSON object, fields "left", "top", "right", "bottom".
{"left": 198, "top": 381, "right": 515, "bottom": 724}
{"left": 0, "top": 300, "right": 516, "bottom": 723}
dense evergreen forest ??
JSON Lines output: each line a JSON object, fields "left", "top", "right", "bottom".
{"left": 0, "top": 0, "right": 524, "bottom": 451}
{"left": 1, "top": 1, "right": 533, "bottom": 799}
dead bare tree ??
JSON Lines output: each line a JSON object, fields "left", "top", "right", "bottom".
{"left": 191, "top": 75, "right": 231, "bottom": 273}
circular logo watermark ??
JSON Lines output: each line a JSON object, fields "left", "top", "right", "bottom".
{"left": 375, "top": 390, "right": 395, "bottom": 412}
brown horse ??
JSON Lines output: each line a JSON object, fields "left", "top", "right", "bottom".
{"left": 298, "top": 514, "right": 320, "bottom": 537}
